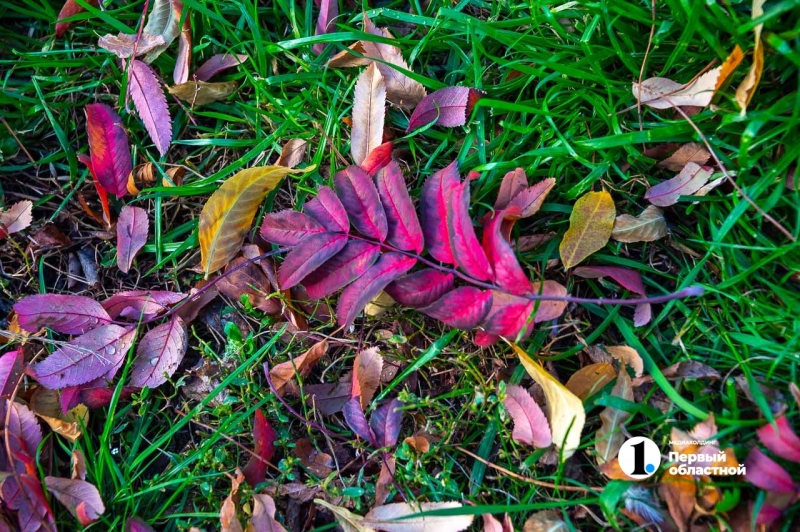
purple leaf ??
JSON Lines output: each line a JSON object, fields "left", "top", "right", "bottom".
{"left": 336, "top": 253, "right": 416, "bottom": 328}
{"left": 507, "top": 178, "right": 556, "bottom": 219}
{"left": 644, "top": 162, "right": 713, "bottom": 207}
{"left": 14, "top": 294, "right": 112, "bottom": 335}
{"left": 495, "top": 168, "right": 528, "bottom": 210}
{"left": 757, "top": 416, "right": 800, "bottom": 463}
{"left": 369, "top": 398, "right": 403, "bottom": 447}
{"left": 385, "top": 269, "right": 454, "bottom": 307}
{"left": 60, "top": 386, "right": 81, "bottom": 414}
{"left": 2, "top": 474, "right": 55, "bottom": 532}
{"left": 85, "top": 103, "right": 132, "bottom": 198}
{"left": 312, "top": 0, "right": 338, "bottom": 55}
{"left": 633, "top": 303, "right": 652, "bottom": 327}
{"left": 503, "top": 384, "right": 552, "bottom": 448}
{"left": 302, "top": 240, "right": 381, "bottom": 300}
{"left": 29, "top": 325, "right": 135, "bottom": 389}
{"left": 125, "top": 517, "right": 157, "bottom": 532}
{"left": 5, "top": 402, "right": 42, "bottom": 458}
{"left": 420, "top": 287, "right": 492, "bottom": 329}
{"left": 406, "top": 86, "right": 483, "bottom": 132}
{"left": 242, "top": 410, "right": 277, "bottom": 487}
{"left": 116, "top": 205, "right": 149, "bottom": 273}
{"left": 193, "top": 53, "right": 248, "bottom": 82}
{"left": 304, "top": 186, "right": 350, "bottom": 233}
{"left": 376, "top": 161, "right": 424, "bottom": 253}
{"left": 447, "top": 180, "right": 492, "bottom": 281}
{"left": 260, "top": 210, "right": 326, "bottom": 246}
{"left": 482, "top": 208, "right": 530, "bottom": 294}
{"left": 334, "top": 166, "right": 388, "bottom": 240}
{"left": 129, "top": 316, "right": 188, "bottom": 388}
{"left": 44, "top": 477, "right": 105, "bottom": 526}
{"left": 277, "top": 232, "right": 348, "bottom": 289}
{"left": 102, "top": 290, "right": 185, "bottom": 320}
{"left": 128, "top": 59, "right": 172, "bottom": 156}
{"left": 573, "top": 266, "right": 646, "bottom": 295}
{"left": 480, "top": 292, "right": 535, "bottom": 340}
{"left": 0, "top": 348, "right": 25, "bottom": 398}
{"left": 420, "top": 162, "right": 459, "bottom": 264}
{"left": 745, "top": 448, "right": 796, "bottom": 493}
{"left": 343, "top": 396, "right": 375, "bottom": 444}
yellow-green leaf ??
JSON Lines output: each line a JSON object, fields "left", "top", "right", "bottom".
{"left": 559, "top": 190, "right": 615, "bottom": 269}
{"left": 199, "top": 165, "right": 312, "bottom": 277}
{"left": 168, "top": 80, "right": 238, "bottom": 106}
{"left": 508, "top": 340, "right": 585, "bottom": 459}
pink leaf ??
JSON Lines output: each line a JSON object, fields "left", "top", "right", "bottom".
{"left": 29, "top": 325, "right": 135, "bottom": 389}
{"left": 312, "top": 0, "right": 338, "bottom": 55}
{"left": 376, "top": 161, "right": 424, "bottom": 253}
{"left": 193, "top": 53, "right": 248, "bottom": 82}
{"left": 334, "top": 166, "right": 388, "bottom": 240}
{"left": 0, "top": 349, "right": 24, "bottom": 399}
{"left": 360, "top": 141, "right": 393, "bottom": 176}
{"left": 447, "top": 180, "right": 492, "bottom": 281}
{"left": 304, "top": 186, "right": 350, "bottom": 233}
{"left": 277, "top": 232, "right": 348, "bottom": 289}
{"left": 634, "top": 303, "right": 652, "bottom": 327}
{"left": 242, "top": 410, "right": 277, "bottom": 487}
{"left": 116, "top": 205, "right": 149, "bottom": 273}
{"left": 125, "top": 517, "right": 157, "bottom": 532}
{"left": 508, "top": 177, "right": 556, "bottom": 219}
{"left": 573, "top": 266, "right": 646, "bottom": 295}
{"left": 745, "top": 448, "right": 796, "bottom": 493}
{"left": 474, "top": 331, "right": 500, "bottom": 347}
{"left": 756, "top": 504, "right": 785, "bottom": 527}
{"left": 420, "top": 287, "right": 492, "bottom": 329}
{"left": 260, "top": 210, "right": 326, "bottom": 246}
{"left": 369, "top": 398, "right": 404, "bottom": 447}
{"left": 173, "top": 5, "right": 191, "bottom": 85}
{"left": 757, "top": 416, "right": 800, "bottom": 463}
{"left": 129, "top": 316, "right": 188, "bottom": 388}
{"left": 420, "top": 162, "right": 459, "bottom": 264}
{"left": 480, "top": 292, "right": 535, "bottom": 340}
{"left": 14, "top": 294, "right": 112, "bottom": 335}
{"left": 85, "top": 103, "right": 132, "bottom": 198}
{"left": 302, "top": 240, "right": 381, "bottom": 300}
{"left": 129, "top": 60, "right": 172, "bottom": 156}
{"left": 529, "top": 280, "right": 569, "bottom": 322}
{"left": 79, "top": 386, "right": 139, "bottom": 409}
{"left": 0, "top": 200, "right": 33, "bottom": 236}
{"left": 60, "top": 386, "right": 81, "bottom": 414}
{"left": 385, "top": 269, "right": 454, "bottom": 307}
{"left": 44, "top": 477, "right": 105, "bottom": 526}
{"left": 102, "top": 290, "right": 185, "bottom": 320}
{"left": 343, "top": 396, "right": 375, "bottom": 444}
{"left": 644, "top": 162, "right": 713, "bottom": 207}
{"left": 482, "top": 208, "right": 530, "bottom": 294}
{"left": 336, "top": 253, "right": 416, "bottom": 328}
{"left": 502, "top": 384, "right": 552, "bottom": 448}
{"left": 494, "top": 168, "right": 528, "bottom": 210}
{"left": 406, "top": 86, "right": 482, "bottom": 132}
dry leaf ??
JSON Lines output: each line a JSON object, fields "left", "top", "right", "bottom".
{"left": 502, "top": 384, "right": 552, "bottom": 448}
{"left": 659, "top": 471, "right": 696, "bottom": 532}
{"left": 715, "top": 45, "right": 745, "bottom": 91}
{"left": 559, "top": 190, "right": 615, "bottom": 269}
{"left": 315, "top": 500, "right": 474, "bottom": 532}
{"left": 658, "top": 143, "right": 711, "bottom": 172}
{"left": 246, "top": 494, "right": 287, "bottom": 532}
{"left": 97, "top": 33, "right": 167, "bottom": 59}
{"left": 645, "top": 162, "right": 713, "bottom": 207}
{"left": 352, "top": 347, "right": 383, "bottom": 407}
{"left": 294, "top": 438, "right": 334, "bottom": 477}
{"left": 168, "top": 80, "right": 238, "bottom": 105}
{"left": 595, "top": 369, "right": 633, "bottom": 465}
{"left": 522, "top": 511, "right": 568, "bottom": 532}
{"left": 141, "top": 0, "right": 181, "bottom": 62}
{"left": 565, "top": 362, "right": 616, "bottom": 401}
{"left": 633, "top": 67, "right": 721, "bottom": 109}
{"left": 510, "top": 341, "right": 585, "bottom": 459}
{"left": 276, "top": 139, "right": 308, "bottom": 169}
{"left": 604, "top": 345, "right": 644, "bottom": 378}
{"left": 328, "top": 42, "right": 371, "bottom": 68}
{"left": 375, "top": 456, "right": 396, "bottom": 505}
{"left": 351, "top": 63, "right": 387, "bottom": 165}
{"left": 611, "top": 205, "right": 668, "bottom": 243}
{"left": 72, "top": 450, "right": 87, "bottom": 481}
{"left": 269, "top": 340, "right": 329, "bottom": 395}
{"left": 220, "top": 472, "right": 244, "bottom": 532}
{"left": 735, "top": 0, "right": 766, "bottom": 114}
{"left": 404, "top": 435, "right": 431, "bottom": 453}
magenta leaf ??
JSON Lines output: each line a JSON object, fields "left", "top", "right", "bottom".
{"left": 482, "top": 208, "right": 530, "bottom": 294}
{"left": 79, "top": 386, "right": 139, "bottom": 409}
{"left": 304, "top": 186, "right": 350, "bottom": 233}
{"left": 420, "top": 162, "right": 459, "bottom": 264}
{"left": 376, "top": 161, "right": 424, "bottom": 253}
{"left": 44, "top": 477, "right": 105, "bottom": 526}
{"left": 129, "top": 316, "right": 188, "bottom": 388}
{"left": 507, "top": 178, "right": 556, "bottom": 219}
{"left": 384, "top": 269, "right": 454, "bottom": 307}
{"left": 102, "top": 290, "right": 185, "bottom": 320}
{"left": 360, "top": 141, "right": 393, "bottom": 177}
{"left": 85, "top": 103, "right": 132, "bottom": 198}
{"left": 573, "top": 266, "right": 646, "bottom": 295}
{"left": 644, "top": 162, "right": 713, "bottom": 207}
{"left": 302, "top": 240, "right": 381, "bottom": 300}
{"left": 503, "top": 384, "right": 552, "bottom": 448}
{"left": 116, "top": 205, "right": 149, "bottom": 273}
{"left": 14, "top": 294, "right": 112, "bottom": 335}
{"left": 0, "top": 348, "right": 25, "bottom": 398}
{"left": 193, "top": 53, "right": 248, "bottom": 82}
{"left": 447, "top": 180, "right": 492, "bottom": 281}
{"left": 745, "top": 448, "right": 797, "bottom": 493}
{"left": 337, "top": 253, "right": 416, "bottom": 327}
{"left": 312, "top": 0, "right": 338, "bottom": 55}
{"left": 242, "top": 410, "right": 277, "bottom": 487}
{"left": 29, "top": 325, "right": 135, "bottom": 389}
{"left": 420, "top": 287, "right": 492, "bottom": 329}
{"left": 474, "top": 331, "right": 500, "bottom": 347}
{"left": 369, "top": 398, "right": 404, "bottom": 447}
{"left": 260, "top": 210, "right": 326, "bottom": 246}
{"left": 495, "top": 168, "right": 528, "bottom": 210}
{"left": 633, "top": 303, "right": 652, "bottom": 327}
{"left": 757, "top": 417, "right": 800, "bottom": 463}
{"left": 343, "top": 396, "right": 376, "bottom": 444}
{"left": 277, "top": 232, "right": 349, "bottom": 289}
{"left": 128, "top": 59, "right": 172, "bottom": 156}
{"left": 125, "top": 517, "right": 157, "bottom": 532}
{"left": 406, "top": 86, "right": 483, "bottom": 132}
{"left": 480, "top": 292, "right": 535, "bottom": 340}
{"left": 334, "top": 166, "right": 388, "bottom": 240}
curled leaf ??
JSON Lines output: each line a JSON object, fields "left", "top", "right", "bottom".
{"left": 735, "top": 0, "right": 766, "bottom": 114}
{"left": 169, "top": 80, "right": 238, "bottom": 106}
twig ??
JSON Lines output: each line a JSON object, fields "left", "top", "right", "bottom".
{"left": 636, "top": 0, "right": 657, "bottom": 142}
{"left": 1, "top": 117, "right": 35, "bottom": 163}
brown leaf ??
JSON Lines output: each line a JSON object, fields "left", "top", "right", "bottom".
{"left": 217, "top": 256, "right": 281, "bottom": 314}
{"left": 352, "top": 347, "right": 383, "bottom": 407}
{"left": 735, "top": 0, "right": 766, "bottom": 114}
{"left": 246, "top": 494, "right": 287, "bottom": 532}
{"left": 294, "top": 438, "right": 334, "bottom": 477}
{"left": 658, "top": 143, "right": 711, "bottom": 172}
{"left": 598, "top": 457, "right": 629, "bottom": 480}
{"left": 515, "top": 232, "right": 556, "bottom": 252}
{"left": 375, "top": 456, "right": 395, "bottom": 505}
{"left": 168, "top": 80, "right": 238, "bottom": 106}
{"left": 269, "top": 340, "right": 329, "bottom": 395}
{"left": 715, "top": 45, "right": 745, "bottom": 90}
{"left": 659, "top": 471, "right": 696, "bottom": 532}
{"left": 403, "top": 435, "right": 431, "bottom": 453}
{"left": 351, "top": 63, "right": 387, "bottom": 165}
{"left": 633, "top": 68, "right": 721, "bottom": 110}
{"left": 522, "top": 511, "right": 568, "bottom": 532}
{"left": 276, "top": 139, "right": 308, "bottom": 169}
{"left": 604, "top": 345, "right": 644, "bottom": 378}
{"left": 98, "top": 33, "right": 167, "bottom": 58}
{"left": 633, "top": 361, "right": 720, "bottom": 387}
{"left": 595, "top": 369, "right": 633, "bottom": 465}
{"left": 559, "top": 190, "right": 616, "bottom": 269}
{"left": 72, "top": 450, "right": 87, "bottom": 481}
{"left": 128, "top": 162, "right": 184, "bottom": 195}
{"left": 328, "top": 42, "right": 371, "bottom": 68}
{"left": 564, "top": 362, "right": 616, "bottom": 401}
{"left": 611, "top": 205, "right": 668, "bottom": 243}
{"left": 220, "top": 471, "right": 244, "bottom": 532}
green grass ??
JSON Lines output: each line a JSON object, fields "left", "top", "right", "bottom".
{"left": 1, "top": 0, "right": 799, "bottom": 530}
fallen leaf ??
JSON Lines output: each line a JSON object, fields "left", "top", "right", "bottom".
{"left": 659, "top": 471, "right": 696, "bottom": 532}
{"left": 328, "top": 42, "right": 371, "bottom": 68}
{"left": 515, "top": 232, "right": 556, "bottom": 252}
{"left": 56, "top": 0, "right": 99, "bottom": 36}
{"left": 316, "top": 500, "right": 474, "bottom": 532}
{"left": 559, "top": 190, "right": 616, "bottom": 269}
{"left": 116, "top": 206, "right": 149, "bottom": 273}
{"left": 502, "top": 384, "right": 552, "bottom": 448}
{"left": 644, "top": 162, "right": 713, "bottom": 207}
{"left": 658, "top": 143, "right": 711, "bottom": 172}
{"left": 242, "top": 410, "right": 277, "bottom": 487}
{"left": 97, "top": 33, "right": 167, "bottom": 59}
{"left": 217, "top": 256, "right": 281, "bottom": 314}
{"left": 220, "top": 472, "right": 244, "bottom": 532}
{"left": 595, "top": 369, "right": 633, "bottom": 465}
{"left": 351, "top": 63, "right": 387, "bottom": 165}
{"left": 352, "top": 347, "right": 383, "bottom": 408}
{"left": 129, "top": 316, "right": 188, "bottom": 388}
{"left": 267, "top": 340, "right": 328, "bottom": 395}
{"left": 369, "top": 398, "right": 404, "bottom": 447}
{"left": 276, "top": 138, "right": 308, "bottom": 168}
{"left": 522, "top": 511, "right": 568, "bottom": 532}
{"left": 572, "top": 266, "right": 646, "bottom": 295}
{"left": 85, "top": 103, "right": 132, "bottom": 198}
{"left": 172, "top": 2, "right": 191, "bottom": 84}
{"left": 604, "top": 345, "right": 644, "bottom": 378}
{"left": 44, "top": 477, "right": 105, "bottom": 526}
{"left": 141, "top": 0, "right": 181, "bottom": 62}
{"left": 406, "top": 86, "right": 482, "bottom": 132}
{"left": 194, "top": 53, "right": 249, "bottom": 81}
{"left": 0, "top": 348, "right": 25, "bottom": 397}
{"left": 125, "top": 517, "right": 157, "bottom": 532}
{"left": 71, "top": 450, "right": 87, "bottom": 480}
{"left": 611, "top": 205, "right": 668, "bottom": 243}
{"left": 129, "top": 60, "right": 172, "bottom": 156}
{"left": 14, "top": 294, "right": 112, "bottom": 335}
{"left": 168, "top": 80, "right": 238, "bottom": 105}
{"left": 247, "top": 494, "right": 287, "bottom": 532}
{"left": 0, "top": 200, "right": 33, "bottom": 237}
{"left": 312, "top": 0, "right": 338, "bottom": 54}
{"left": 735, "top": 0, "right": 766, "bottom": 114}
{"left": 102, "top": 290, "right": 185, "bottom": 320}
{"left": 756, "top": 416, "right": 800, "bottom": 462}
{"left": 510, "top": 341, "right": 585, "bottom": 459}
{"left": 565, "top": 362, "right": 616, "bottom": 401}
{"left": 294, "top": 439, "right": 334, "bottom": 477}
{"left": 482, "top": 514, "right": 513, "bottom": 532}
{"left": 633, "top": 67, "right": 720, "bottom": 109}
{"left": 375, "top": 456, "right": 396, "bottom": 505}
{"left": 633, "top": 360, "right": 720, "bottom": 387}
{"left": 404, "top": 435, "right": 431, "bottom": 453}
{"left": 715, "top": 45, "right": 745, "bottom": 90}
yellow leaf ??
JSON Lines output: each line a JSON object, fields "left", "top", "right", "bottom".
{"left": 168, "top": 80, "right": 238, "bottom": 106}
{"left": 199, "top": 165, "right": 312, "bottom": 277}
{"left": 715, "top": 45, "right": 745, "bottom": 91}
{"left": 565, "top": 362, "right": 616, "bottom": 401}
{"left": 735, "top": 0, "right": 766, "bottom": 114}
{"left": 508, "top": 340, "right": 585, "bottom": 459}
{"left": 559, "top": 190, "right": 615, "bottom": 269}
